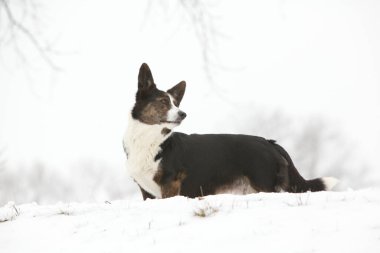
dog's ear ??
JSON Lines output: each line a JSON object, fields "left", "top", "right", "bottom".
{"left": 138, "top": 63, "right": 156, "bottom": 91}
{"left": 167, "top": 81, "right": 186, "bottom": 106}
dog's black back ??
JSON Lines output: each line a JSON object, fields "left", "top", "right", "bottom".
{"left": 156, "top": 133, "right": 325, "bottom": 198}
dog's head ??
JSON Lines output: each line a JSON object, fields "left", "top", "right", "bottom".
{"left": 131, "top": 63, "right": 187, "bottom": 127}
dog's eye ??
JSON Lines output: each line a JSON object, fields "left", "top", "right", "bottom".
{"left": 160, "top": 98, "right": 169, "bottom": 104}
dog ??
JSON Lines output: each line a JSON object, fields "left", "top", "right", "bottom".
{"left": 123, "top": 63, "right": 338, "bottom": 200}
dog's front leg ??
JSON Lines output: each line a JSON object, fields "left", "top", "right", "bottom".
{"left": 154, "top": 169, "right": 186, "bottom": 198}
{"left": 161, "top": 180, "right": 181, "bottom": 198}
{"left": 138, "top": 185, "right": 156, "bottom": 200}
{"left": 161, "top": 171, "right": 187, "bottom": 198}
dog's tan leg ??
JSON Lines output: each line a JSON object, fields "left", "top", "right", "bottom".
{"left": 154, "top": 169, "right": 186, "bottom": 198}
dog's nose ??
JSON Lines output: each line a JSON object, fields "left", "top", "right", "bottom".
{"left": 178, "top": 111, "right": 187, "bottom": 119}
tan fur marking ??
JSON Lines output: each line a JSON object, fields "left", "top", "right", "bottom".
{"left": 139, "top": 95, "right": 171, "bottom": 125}
{"left": 161, "top": 171, "right": 186, "bottom": 198}
{"left": 154, "top": 168, "right": 186, "bottom": 198}
{"left": 161, "top": 127, "right": 172, "bottom": 135}
{"left": 153, "top": 168, "right": 164, "bottom": 184}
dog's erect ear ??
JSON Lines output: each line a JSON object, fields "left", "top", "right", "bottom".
{"left": 138, "top": 63, "right": 156, "bottom": 91}
{"left": 167, "top": 81, "right": 186, "bottom": 106}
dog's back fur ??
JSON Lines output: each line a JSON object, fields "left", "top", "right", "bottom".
{"left": 155, "top": 133, "right": 333, "bottom": 198}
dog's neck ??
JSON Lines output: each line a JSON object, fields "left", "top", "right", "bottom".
{"left": 124, "top": 114, "right": 174, "bottom": 159}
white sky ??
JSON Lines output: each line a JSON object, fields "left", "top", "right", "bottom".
{"left": 0, "top": 0, "right": 379, "bottom": 184}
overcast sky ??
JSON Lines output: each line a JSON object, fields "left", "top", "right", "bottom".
{"left": 0, "top": 0, "right": 379, "bottom": 189}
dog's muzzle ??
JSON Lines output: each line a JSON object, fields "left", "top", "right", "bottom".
{"left": 178, "top": 110, "right": 187, "bottom": 120}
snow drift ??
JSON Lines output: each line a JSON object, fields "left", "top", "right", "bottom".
{"left": 1, "top": 190, "right": 380, "bottom": 253}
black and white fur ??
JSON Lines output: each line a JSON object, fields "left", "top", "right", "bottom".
{"left": 123, "top": 63, "right": 338, "bottom": 200}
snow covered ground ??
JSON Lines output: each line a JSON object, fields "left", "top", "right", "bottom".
{"left": 1, "top": 190, "right": 380, "bottom": 253}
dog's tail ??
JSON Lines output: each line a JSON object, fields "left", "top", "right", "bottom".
{"left": 270, "top": 140, "right": 339, "bottom": 192}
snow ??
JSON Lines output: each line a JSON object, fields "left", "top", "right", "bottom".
{"left": 1, "top": 190, "right": 380, "bottom": 253}
{"left": 0, "top": 202, "right": 18, "bottom": 223}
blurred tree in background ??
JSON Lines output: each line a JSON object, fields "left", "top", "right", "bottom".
{"left": 0, "top": 0, "right": 58, "bottom": 69}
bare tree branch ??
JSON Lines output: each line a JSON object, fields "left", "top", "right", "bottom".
{"left": 179, "top": 0, "right": 218, "bottom": 81}
{"left": 148, "top": 0, "right": 225, "bottom": 84}
{"left": 0, "top": 0, "right": 60, "bottom": 70}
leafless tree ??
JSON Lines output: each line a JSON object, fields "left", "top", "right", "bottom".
{"left": 243, "top": 108, "right": 370, "bottom": 188}
{"left": 178, "top": 0, "right": 224, "bottom": 81}
{"left": 0, "top": 159, "right": 133, "bottom": 206}
{"left": 0, "top": 147, "right": 6, "bottom": 173}
{"left": 146, "top": 0, "right": 225, "bottom": 83}
{"left": 2, "top": 0, "right": 221, "bottom": 75}
{"left": 0, "top": 0, "right": 59, "bottom": 69}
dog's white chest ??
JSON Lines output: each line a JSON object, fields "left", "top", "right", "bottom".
{"left": 126, "top": 151, "right": 161, "bottom": 198}
{"left": 123, "top": 117, "right": 172, "bottom": 198}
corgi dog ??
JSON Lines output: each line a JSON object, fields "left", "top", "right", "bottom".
{"left": 123, "top": 63, "right": 338, "bottom": 200}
